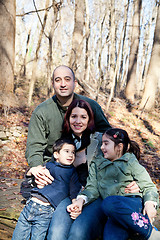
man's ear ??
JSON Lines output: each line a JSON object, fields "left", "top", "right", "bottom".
{"left": 53, "top": 152, "right": 59, "bottom": 160}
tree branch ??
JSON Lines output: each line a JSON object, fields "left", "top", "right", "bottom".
{"left": 16, "top": 5, "right": 53, "bottom": 17}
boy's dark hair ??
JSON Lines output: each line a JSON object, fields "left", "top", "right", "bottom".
{"left": 103, "top": 128, "right": 141, "bottom": 160}
{"left": 53, "top": 138, "right": 76, "bottom": 153}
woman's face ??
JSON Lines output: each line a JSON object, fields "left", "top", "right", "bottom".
{"left": 69, "top": 107, "right": 89, "bottom": 137}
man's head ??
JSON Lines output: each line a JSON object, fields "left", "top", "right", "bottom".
{"left": 53, "top": 138, "right": 76, "bottom": 166}
{"left": 52, "top": 65, "right": 76, "bottom": 104}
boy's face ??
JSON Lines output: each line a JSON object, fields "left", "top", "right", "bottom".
{"left": 54, "top": 143, "right": 75, "bottom": 165}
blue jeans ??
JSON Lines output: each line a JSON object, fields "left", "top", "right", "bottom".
{"left": 12, "top": 199, "right": 54, "bottom": 240}
{"left": 47, "top": 197, "right": 107, "bottom": 240}
{"left": 101, "top": 196, "right": 152, "bottom": 240}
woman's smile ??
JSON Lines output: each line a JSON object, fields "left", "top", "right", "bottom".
{"left": 69, "top": 107, "right": 89, "bottom": 137}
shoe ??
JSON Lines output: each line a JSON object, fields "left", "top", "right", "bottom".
{"left": 148, "top": 228, "right": 160, "bottom": 239}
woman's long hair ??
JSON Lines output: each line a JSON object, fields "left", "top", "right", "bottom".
{"left": 103, "top": 128, "right": 140, "bottom": 160}
{"left": 62, "top": 99, "right": 95, "bottom": 135}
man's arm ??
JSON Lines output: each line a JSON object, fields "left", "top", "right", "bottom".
{"left": 125, "top": 181, "right": 140, "bottom": 193}
{"left": 25, "top": 111, "right": 48, "bottom": 167}
{"left": 27, "top": 165, "right": 54, "bottom": 188}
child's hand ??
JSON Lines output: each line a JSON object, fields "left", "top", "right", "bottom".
{"left": 67, "top": 198, "right": 84, "bottom": 219}
{"left": 143, "top": 201, "right": 157, "bottom": 223}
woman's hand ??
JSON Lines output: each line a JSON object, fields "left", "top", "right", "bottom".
{"left": 143, "top": 201, "right": 157, "bottom": 223}
{"left": 125, "top": 181, "right": 140, "bottom": 193}
{"left": 67, "top": 198, "right": 84, "bottom": 219}
{"left": 27, "top": 165, "right": 54, "bottom": 188}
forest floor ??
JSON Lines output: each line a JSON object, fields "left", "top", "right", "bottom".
{"left": 0, "top": 93, "right": 160, "bottom": 239}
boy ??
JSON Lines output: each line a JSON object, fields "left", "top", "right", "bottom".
{"left": 12, "top": 138, "right": 81, "bottom": 240}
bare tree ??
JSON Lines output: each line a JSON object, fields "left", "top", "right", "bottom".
{"left": 47, "top": 1, "right": 61, "bottom": 97}
{"left": 106, "top": 0, "right": 116, "bottom": 109}
{"left": 140, "top": 2, "right": 160, "bottom": 111}
{"left": 0, "top": 0, "right": 16, "bottom": 110}
{"left": 28, "top": 0, "right": 50, "bottom": 106}
{"left": 125, "top": 0, "right": 142, "bottom": 102}
{"left": 69, "top": 0, "right": 85, "bottom": 79}
{"left": 83, "top": 0, "right": 90, "bottom": 84}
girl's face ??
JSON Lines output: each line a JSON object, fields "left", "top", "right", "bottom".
{"left": 69, "top": 107, "right": 89, "bottom": 137}
{"left": 101, "top": 134, "right": 122, "bottom": 161}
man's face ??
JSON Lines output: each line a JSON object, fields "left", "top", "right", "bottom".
{"left": 53, "top": 66, "right": 76, "bottom": 100}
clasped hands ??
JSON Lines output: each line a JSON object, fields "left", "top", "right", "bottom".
{"left": 67, "top": 198, "right": 84, "bottom": 219}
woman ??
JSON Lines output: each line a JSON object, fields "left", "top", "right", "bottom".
{"left": 28, "top": 100, "right": 139, "bottom": 240}
{"left": 47, "top": 99, "right": 106, "bottom": 240}
{"left": 61, "top": 99, "right": 98, "bottom": 186}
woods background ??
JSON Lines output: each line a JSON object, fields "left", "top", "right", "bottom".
{"left": 0, "top": 1, "right": 160, "bottom": 238}
{"left": 0, "top": 0, "right": 160, "bottom": 112}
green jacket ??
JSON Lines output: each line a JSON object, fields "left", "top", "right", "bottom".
{"left": 81, "top": 153, "right": 159, "bottom": 205}
{"left": 25, "top": 93, "right": 111, "bottom": 167}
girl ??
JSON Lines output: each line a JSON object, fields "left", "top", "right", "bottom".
{"left": 67, "top": 128, "right": 159, "bottom": 240}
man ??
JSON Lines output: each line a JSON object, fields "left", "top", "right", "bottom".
{"left": 25, "top": 65, "right": 111, "bottom": 185}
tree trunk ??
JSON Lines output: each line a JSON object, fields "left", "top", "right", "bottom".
{"left": 28, "top": 0, "right": 49, "bottom": 106}
{"left": 0, "top": 0, "right": 16, "bottom": 99}
{"left": 106, "top": 0, "right": 116, "bottom": 110}
{"left": 69, "top": 0, "right": 85, "bottom": 79}
{"left": 47, "top": 1, "right": 61, "bottom": 97}
{"left": 83, "top": 0, "right": 90, "bottom": 85}
{"left": 125, "top": 0, "right": 142, "bottom": 102}
{"left": 140, "top": 4, "right": 160, "bottom": 111}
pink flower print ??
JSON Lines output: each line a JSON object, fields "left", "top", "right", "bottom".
{"left": 142, "top": 217, "right": 148, "bottom": 224}
{"left": 137, "top": 219, "right": 144, "bottom": 228}
{"left": 131, "top": 212, "right": 139, "bottom": 221}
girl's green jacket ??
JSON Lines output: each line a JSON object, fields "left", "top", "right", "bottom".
{"left": 81, "top": 153, "right": 159, "bottom": 206}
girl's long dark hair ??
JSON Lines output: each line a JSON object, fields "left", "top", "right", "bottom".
{"left": 103, "top": 128, "right": 140, "bottom": 160}
{"left": 62, "top": 99, "right": 95, "bottom": 135}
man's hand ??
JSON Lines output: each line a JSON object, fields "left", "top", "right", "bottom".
{"left": 143, "top": 201, "right": 157, "bottom": 223}
{"left": 27, "top": 165, "right": 54, "bottom": 188}
{"left": 125, "top": 181, "right": 140, "bottom": 193}
{"left": 67, "top": 198, "right": 84, "bottom": 219}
